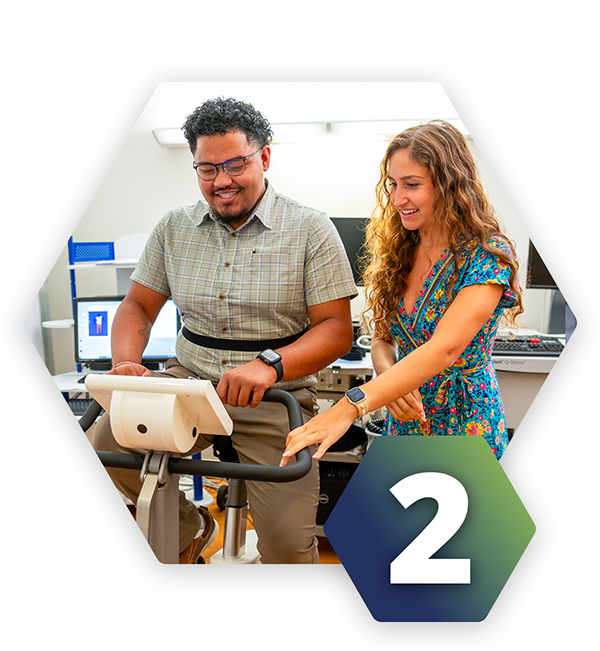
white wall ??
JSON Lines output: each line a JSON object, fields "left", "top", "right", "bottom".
{"left": 468, "top": 139, "right": 552, "bottom": 332}
{"left": 40, "top": 128, "right": 551, "bottom": 375}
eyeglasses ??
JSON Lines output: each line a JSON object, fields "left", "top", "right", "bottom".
{"left": 192, "top": 147, "right": 262, "bottom": 181}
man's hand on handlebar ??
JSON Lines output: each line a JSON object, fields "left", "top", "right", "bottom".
{"left": 217, "top": 358, "right": 278, "bottom": 408}
{"left": 106, "top": 358, "right": 278, "bottom": 408}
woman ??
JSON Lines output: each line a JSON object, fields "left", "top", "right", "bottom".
{"left": 281, "top": 120, "right": 522, "bottom": 466}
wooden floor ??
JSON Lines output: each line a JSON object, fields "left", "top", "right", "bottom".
{"left": 200, "top": 483, "right": 341, "bottom": 564}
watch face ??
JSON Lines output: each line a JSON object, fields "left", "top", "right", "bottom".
{"left": 347, "top": 387, "right": 366, "bottom": 402}
{"left": 260, "top": 349, "right": 281, "bottom": 364}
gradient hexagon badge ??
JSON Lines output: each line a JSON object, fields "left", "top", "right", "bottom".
{"left": 324, "top": 436, "right": 535, "bottom": 622}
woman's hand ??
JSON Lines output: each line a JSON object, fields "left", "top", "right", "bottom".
{"left": 385, "top": 388, "right": 426, "bottom": 423}
{"left": 280, "top": 397, "right": 358, "bottom": 466}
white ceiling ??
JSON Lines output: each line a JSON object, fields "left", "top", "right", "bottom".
{"left": 132, "top": 81, "right": 463, "bottom": 136}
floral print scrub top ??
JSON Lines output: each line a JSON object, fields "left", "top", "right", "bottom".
{"left": 384, "top": 238, "right": 519, "bottom": 460}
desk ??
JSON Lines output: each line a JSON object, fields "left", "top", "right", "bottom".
{"left": 318, "top": 350, "right": 558, "bottom": 435}
{"left": 316, "top": 354, "right": 373, "bottom": 399}
{"left": 55, "top": 344, "right": 557, "bottom": 435}
{"left": 53, "top": 370, "right": 104, "bottom": 395}
{"left": 492, "top": 354, "right": 558, "bottom": 432}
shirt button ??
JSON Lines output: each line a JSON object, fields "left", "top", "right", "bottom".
{"left": 224, "top": 262, "right": 230, "bottom": 268}
{"left": 222, "top": 359, "right": 229, "bottom": 365}
{"left": 219, "top": 294, "right": 225, "bottom": 300}
{"left": 222, "top": 326, "right": 228, "bottom": 332}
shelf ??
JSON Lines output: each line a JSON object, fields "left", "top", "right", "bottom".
{"left": 67, "top": 258, "right": 139, "bottom": 270}
{"left": 321, "top": 450, "right": 363, "bottom": 464}
{"left": 42, "top": 319, "right": 74, "bottom": 329}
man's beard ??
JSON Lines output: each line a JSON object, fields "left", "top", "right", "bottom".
{"left": 213, "top": 208, "right": 248, "bottom": 225}
{"left": 211, "top": 188, "right": 264, "bottom": 228}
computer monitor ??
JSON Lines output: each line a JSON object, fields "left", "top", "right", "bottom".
{"left": 331, "top": 217, "right": 369, "bottom": 286}
{"left": 74, "top": 296, "right": 179, "bottom": 369}
{"left": 527, "top": 241, "right": 558, "bottom": 290}
{"left": 526, "top": 241, "right": 570, "bottom": 336}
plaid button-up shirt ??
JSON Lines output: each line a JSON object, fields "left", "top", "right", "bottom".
{"left": 131, "top": 182, "right": 357, "bottom": 389}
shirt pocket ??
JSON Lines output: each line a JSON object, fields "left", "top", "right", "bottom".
{"left": 239, "top": 245, "right": 304, "bottom": 314}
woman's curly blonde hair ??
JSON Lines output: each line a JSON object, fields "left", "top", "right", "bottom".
{"left": 360, "top": 120, "right": 523, "bottom": 341}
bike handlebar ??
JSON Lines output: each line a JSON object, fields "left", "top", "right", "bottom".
{"left": 83, "top": 387, "right": 311, "bottom": 483}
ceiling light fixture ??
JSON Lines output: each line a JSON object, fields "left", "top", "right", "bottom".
{"left": 152, "top": 119, "right": 469, "bottom": 149}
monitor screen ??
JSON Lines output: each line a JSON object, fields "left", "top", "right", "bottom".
{"left": 527, "top": 241, "right": 558, "bottom": 290}
{"left": 74, "top": 296, "right": 179, "bottom": 368}
{"left": 331, "top": 217, "right": 369, "bottom": 286}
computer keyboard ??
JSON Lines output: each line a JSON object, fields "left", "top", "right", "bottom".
{"left": 492, "top": 335, "right": 564, "bottom": 357}
{"left": 66, "top": 398, "right": 96, "bottom": 416}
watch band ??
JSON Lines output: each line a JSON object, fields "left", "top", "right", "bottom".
{"left": 257, "top": 349, "right": 284, "bottom": 383}
{"left": 345, "top": 388, "right": 369, "bottom": 418}
{"left": 270, "top": 359, "right": 284, "bottom": 383}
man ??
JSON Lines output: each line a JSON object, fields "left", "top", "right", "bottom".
{"left": 88, "top": 97, "right": 357, "bottom": 563}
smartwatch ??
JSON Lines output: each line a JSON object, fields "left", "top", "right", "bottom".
{"left": 257, "top": 349, "right": 284, "bottom": 383}
{"left": 345, "top": 386, "right": 369, "bottom": 418}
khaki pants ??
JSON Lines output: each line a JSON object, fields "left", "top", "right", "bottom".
{"left": 86, "top": 359, "right": 320, "bottom": 564}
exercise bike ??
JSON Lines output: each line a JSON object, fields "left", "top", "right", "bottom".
{"left": 80, "top": 375, "right": 311, "bottom": 564}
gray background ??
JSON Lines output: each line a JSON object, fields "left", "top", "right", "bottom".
{"left": 0, "top": 59, "right": 599, "bottom": 651}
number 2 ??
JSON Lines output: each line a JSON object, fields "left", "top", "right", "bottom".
{"left": 389, "top": 472, "right": 470, "bottom": 584}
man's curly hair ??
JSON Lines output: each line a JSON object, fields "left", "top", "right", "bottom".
{"left": 182, "top": 97, "right": 273, "bottom": 154}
